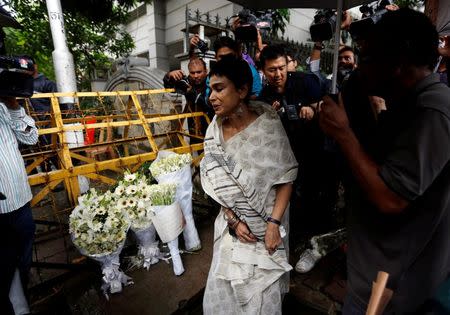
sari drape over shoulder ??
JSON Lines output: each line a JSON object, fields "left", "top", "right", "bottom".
{"left": 201, "top": 101, "right": 298, "bottom": 314}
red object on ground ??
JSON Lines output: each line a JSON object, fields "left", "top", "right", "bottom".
{"left": 84, "top": 116, "right": 96, "bottom": 145}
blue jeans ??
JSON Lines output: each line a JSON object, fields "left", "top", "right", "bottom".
{"left": 0, "top": 203, "right": 36, "bottom": 315}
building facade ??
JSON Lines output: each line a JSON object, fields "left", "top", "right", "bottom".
{"left": 125, "top": 0, "right": 316, "bottom": 72}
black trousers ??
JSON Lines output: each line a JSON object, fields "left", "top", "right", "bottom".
{"left": 0, "top": 203, "right": 35, "bottom": 315}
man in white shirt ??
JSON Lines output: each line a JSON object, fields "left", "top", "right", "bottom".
{"left": 0, "top": 96, "right": 38, "bottom": 314}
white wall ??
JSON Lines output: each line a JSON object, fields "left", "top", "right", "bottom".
{"left": 125, "top": 1, "right": 315, "bottom": 70}
{"left": 165, "top": 0, "right": 238, "bottom": 45}
{"left": 283, "top": 9, "right": 315, "bottom": 43}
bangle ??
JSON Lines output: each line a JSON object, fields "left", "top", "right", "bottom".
{"left": 231, "top": 220, "right": 241, "bottom": 230}
{"left": 267, "top": 216, "right": 281, "bottom": 226}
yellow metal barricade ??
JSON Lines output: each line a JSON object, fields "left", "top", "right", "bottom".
{"left": 22, "top": 89, "right": 210, "bottom": 211}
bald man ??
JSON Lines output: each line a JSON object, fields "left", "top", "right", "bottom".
{"left": 163, "top": 58, "right": 212, "bottom": 137}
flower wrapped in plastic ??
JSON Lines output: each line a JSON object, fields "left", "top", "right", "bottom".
{"left": 115, "top": 171, "right": 160, "bottom": 270}
{"left": 69, "top": 189, "right": 133, "bottom": 298}
{"left": 148, "top": 183, "right": 186, "bottom": 276}
{"left": 150, "top": 151, "right": 201, "bottom": 251}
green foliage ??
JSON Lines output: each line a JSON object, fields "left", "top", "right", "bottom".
{"left": 3, "top": 0, "right": 151, "bottom": 88}
{"left": 270, "top": 9, "right": 290, "bottom": 37}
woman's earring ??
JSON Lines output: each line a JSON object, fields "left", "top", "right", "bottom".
{"left": 235, "top": 103, "right": 244, "bottom": 116}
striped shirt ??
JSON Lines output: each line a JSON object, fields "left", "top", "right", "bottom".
{"left": 0, "top": 102, "right": 38, "bottom": 214}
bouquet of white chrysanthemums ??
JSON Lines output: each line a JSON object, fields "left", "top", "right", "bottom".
{"left": 147, "top": 182, "right": 186, "bottom": 276}
{"left": 69, "top": 188, "right": 132, "bottom": 298}
{"left": 114, "top": 171, "right": 153, "bottom": 231}
{"left": 70, "top": 189, "right": 128, "bottom": 256}
{"left": 149, "top": 152, "right": 192, "bottom": 178}
{"left": 150, "top": 151, "right": 201, "bottom": 252}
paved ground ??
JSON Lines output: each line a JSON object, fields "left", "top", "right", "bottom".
{"left": 29, "top": 208, "right": 346, "bottom": 315}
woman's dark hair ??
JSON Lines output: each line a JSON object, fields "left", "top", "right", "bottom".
{"left": 213, "top": 36, "right": 240, "bottom": 54}
{"left": 209, "top": 55, "right": 253, "bottom": 102}
{"left": 368, "top": 8, "right": 439, "bottom": 70}
{"left": 259, "top": 44, "right": 287, "bottom": 68}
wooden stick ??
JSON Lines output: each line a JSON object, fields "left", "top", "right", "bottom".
{"left": 366, "top": 271, "right": 390, "bottom": 315}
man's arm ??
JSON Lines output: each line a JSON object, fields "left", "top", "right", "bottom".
{"left": 319, "top": 95, "right": 409, "bottom": 213}
{"left": 163, "top": 70, "right": 185, "bottom": 88}
{"left": 0, "top": 98, "right": 38, "bottom": 145}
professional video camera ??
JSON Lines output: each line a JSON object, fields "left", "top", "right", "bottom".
{"left": 232, "top": 9, "right": 273, "bottom": 41}
{"left": 310, "top": 9, "right": 338, "bottom": 42}
{"left": 0, "top": 7, "right": 34, "bottom": 98}
{"left": 0, "top": 56, "right": 34, "bottom": 97}
{"left": 349, "top": 0, "right": 392, "bottom": 41}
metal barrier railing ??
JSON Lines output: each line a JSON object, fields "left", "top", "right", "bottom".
{"left": 22, "top": 89, "right": 210, "bottom": 210}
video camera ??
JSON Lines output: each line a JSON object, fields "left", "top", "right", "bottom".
{"left": 232, "top": 9, "right": 273, "bottom": 41}
{"left": 310, "top": 9, "right": 338, "bottom": 42}
{"left": 349, "top": 0, "right": 392, "bottom": 41}
{"left": 0, "top": 56, "right": 34, "bottom": 97}
{"left": 0, "top": 8, "right": 34, "bottom": 98}
{"left": 309, "top": 0, "right": 392, "bottom": 42}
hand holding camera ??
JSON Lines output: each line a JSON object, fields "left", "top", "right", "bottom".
{"left": 167, "top": 70, "right": 192, "bottom": 94}
{"left": 190, "top": 34, "right": 209, "bottom": 54}
{"left": 168, "top": 70, "right": 185, "bottom": 82}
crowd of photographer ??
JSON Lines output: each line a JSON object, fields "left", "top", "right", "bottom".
{"left": 2, "top": 2, "right": 450, "bottom": 314}
{"left": 167, "top": 4, "right": 450, "bottom": 314}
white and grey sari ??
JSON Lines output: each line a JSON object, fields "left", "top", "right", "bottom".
{"left": 201, "top": 101, "right": 298, "bottom": 314}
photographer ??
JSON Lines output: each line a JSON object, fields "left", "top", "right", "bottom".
{"left": 320, "top": 9, "right": 450, "bottom": 313}
{"left": 258, "top": 44, "right": 333, "bottom": 247}
{"left": 0, "top": 94, "right": 38, "bottom": 314}
{"left": 209, "top": 36, "right": 262, "bottom": 98}
{"left": 163, "top": 58, "right": 211, "bottom": 137}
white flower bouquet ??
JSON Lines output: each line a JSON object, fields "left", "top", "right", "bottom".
{"left": 149, "top": 152, "right": 192, "bottom": 178}
{"left": 70, "top": 189, "right": 128, "bottom": 256}
{"left": 115, "top": 170, "right": 161, "bottom": 270}
{"left": 114, "top": 171, "right": 153, "bottom": 230}
{"left": 147, "top": 182, "right": 186, "bottom": 276}
{"left": 69, "top": 188, "right": 132, "bottom": 298}
{"left": 150, "top": 151, "right": 201, "bottom": 252}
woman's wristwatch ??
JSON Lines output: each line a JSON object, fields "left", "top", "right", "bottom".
{"left": 267, "top": 216, "right": 281, "bottom": 225}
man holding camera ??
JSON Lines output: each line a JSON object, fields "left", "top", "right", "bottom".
{"left": 320, "top": 9, "right": 450, "bottom": 313}
{"left": 0, "top": 95, "right": 38, "bottom": 314}
{"left": 258, "top": 44, "right": 329, "bottom": 247}
{"left": 163, "top": 57, "right": 211, "bottom": 137}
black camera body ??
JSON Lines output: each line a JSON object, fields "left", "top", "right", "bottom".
{"left": 196, "top": 39, "right": 209, "bottom": 54}
{"left": 349, "top": 0, "right": 391, "bottom": 41}
{"left": 233, "top": 9, "right": 272, "bottom": 41}
{"left": 174, "top": 76, "right": 191, "bottom": 94}
{"left": 310, "top": 9, "right": 337, "bottom": 42}
{"left": 0, "top": 56, "right": 34, "bottom": 97}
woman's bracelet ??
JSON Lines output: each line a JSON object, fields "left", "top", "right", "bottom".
{"left": 223, "top": 210, "right": 240, "bottom": 229}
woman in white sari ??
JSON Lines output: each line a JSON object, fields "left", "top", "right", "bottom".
{"left": 201, "top": 56, "right": 298, "bottom": 314}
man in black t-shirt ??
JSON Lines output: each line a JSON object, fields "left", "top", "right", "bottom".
{"left": 258, "top": 44, "right": 338, "bottom": 246}
{"left": 320, "top": 9, "right": 450, "bottom": 314}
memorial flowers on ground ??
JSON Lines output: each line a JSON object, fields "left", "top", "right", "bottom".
{"left": 69, "top": 188, "right": 132, "bottom": 297}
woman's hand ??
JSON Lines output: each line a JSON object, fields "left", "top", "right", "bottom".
{"left": 235, "top": 221, "right": 257, "bottom": 243}
{"left": 265, "top": 223, "right": 282, "bottom": 255}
